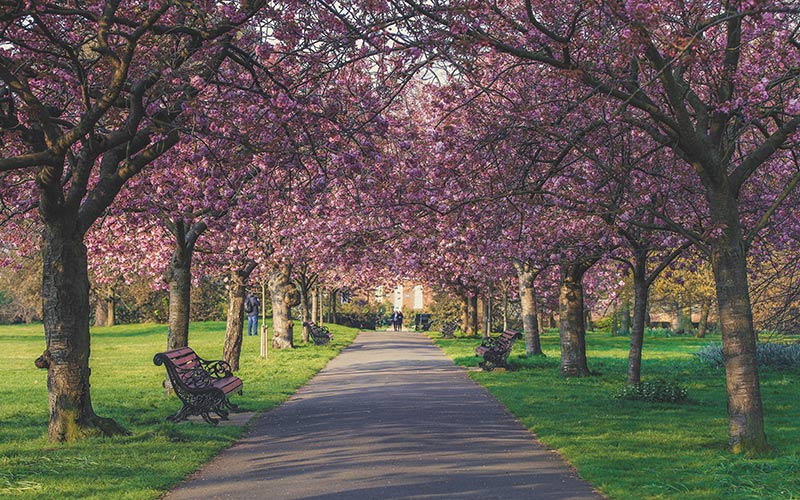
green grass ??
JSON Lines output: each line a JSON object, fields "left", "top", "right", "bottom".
{"left": 434, "top": 330, "right": 800, "bottom": 500}
{"left": 0, "top": 321, "right": 359, "bottom": 499}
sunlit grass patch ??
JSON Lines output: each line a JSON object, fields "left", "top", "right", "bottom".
{"left": 0, "top": 320, "right": 359, "bottom": 500}
{"left": 432, "top": 329, "right": 800, "bottom": 500}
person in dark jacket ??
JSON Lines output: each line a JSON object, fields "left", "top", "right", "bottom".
{"left": 244, "top": 293, "right": 260, "bottom": 336}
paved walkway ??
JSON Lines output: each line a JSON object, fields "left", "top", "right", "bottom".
{"left": 164, "top": 331, "right": 604, "bottom": 500}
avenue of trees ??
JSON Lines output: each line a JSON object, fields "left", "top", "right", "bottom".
{"left": 2, "top": 0, "right": 800, "bottom": 456}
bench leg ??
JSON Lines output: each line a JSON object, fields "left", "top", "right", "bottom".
{"left": 167, "top": 404, "right": 192, "bottom": 423}
{"left": 478, "top": 359, "right": 496, "bottom": 371}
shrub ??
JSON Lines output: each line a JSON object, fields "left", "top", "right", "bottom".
{"left": 696, "top": 341, "right": 800, "bottom": 370}
{"left": 614, "top": 379, "right": 688, "bottom": 403}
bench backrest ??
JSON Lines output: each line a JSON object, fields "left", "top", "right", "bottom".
{"left": 494, "top": 330, "right": 521, "bottom": 350}
{"left": 154, "top": 347, "right": 212, "bottom": 389}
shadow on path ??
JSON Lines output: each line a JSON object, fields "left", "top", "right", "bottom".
{"left": 163, "top": 332, "right": 605, "bottom": 500}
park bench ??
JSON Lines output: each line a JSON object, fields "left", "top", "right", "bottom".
{"left": 475, "top": 329, "right": 522, "bottom": 371}
{"left": 153, "top": 346, "right": 242, "bottom": 424}
{"left": 414, "top": 313, "right": 432, "bottom": 331}
{"left": 303, "top": 321, "right": 333, "bottom": 345}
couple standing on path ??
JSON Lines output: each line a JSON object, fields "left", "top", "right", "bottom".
{"left": 390, "top": 309, "right": 404, "bottom": 331}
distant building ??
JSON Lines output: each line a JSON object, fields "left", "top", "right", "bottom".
{"left": 372, "top": 283, "right": 433, "bottom": 312}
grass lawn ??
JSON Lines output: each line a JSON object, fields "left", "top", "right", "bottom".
{"left": 434, "top": 330, "right": 800, "bottom": 500}
{"left": 0, "top": 321, "right": 359, "bottom": 499}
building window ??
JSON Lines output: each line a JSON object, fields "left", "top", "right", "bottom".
{"left": 393, "top": 285, "right": 403, "bottom": 311}
{"left": 413, "top": 285, "right": 423, "bottom": 310}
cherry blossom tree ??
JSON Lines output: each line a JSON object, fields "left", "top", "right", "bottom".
{"left": 0, "top": 1, "right": 270, "bottom": 441}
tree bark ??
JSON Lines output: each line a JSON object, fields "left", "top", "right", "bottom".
{"left": 312, "top": 286, "right": 320, "bottom": 324}
{"left": 270, "top": 265, "right": 300, "bottom": 349}
{"left": 627, "top": 251, "right": 649, "bottom": 385}
{"left": 707, "top": 187, "right": 768, "bottom": 454}
{"left": 166, "top": 244, "right": 192, "bottom": 351}
{"left": 679, "top": 303, "right": 694, "bottom": 334}
{"left": 459, "top": 292, "right": 469, "bottom": 333}
{"left": 106, "top": 292, "right": 115, "bottom": 327}
{"left": 164, "top": 220, "right": 205, "bottom": 351}
{"left": 94, "top": 297, "right": 108, "bottom": 327}
{"left": 328, "top": 289, "right": 338, "bottom": 324}
{"left": 40, "top": 219, "right": 126, "bottom": 441}
{"left": 469, "top": 292, "right": 479, "bottom": 337}
{"left": 611, "top": 306, "right": 619, "bottom": 336}
{"left": 223, "top": 261, "right": 256, "bottom": 371}
{"left": 620, "top": 299, "right": 631, "bottom": 335}
{"left": 696, "top": 300, "right": 710, "bottom": 338}
{"left": 559, "top": 260, "right": 595, "bottom": 377}
{"left": 515, "top": 262, "right": 543, "bottom": 355}
{"left": 294, "top": 270, "right": 316, "bottom": 343}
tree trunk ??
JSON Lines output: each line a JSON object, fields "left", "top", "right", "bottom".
{"left": 312, "top": 286, "right": 319, "bottom": 324}
{"left": 40, "top": 220, "right": 126, "bottom": 442}
{"left": 165, "top": 244, "right": 192, "bottom": 351}
{"left": 611, "top": 306, "right": 619, "bottom": 336}
{"left": 94, "top": 297, "right": 108, "bottom": 327}
{"left": 106, "top": 292, "right": 115, "bottom": 327}
{"left": 620, "top": 299, "right": 631, "bottom": 335}
{"left": 502, "top": 284, "right": 509, "bottom": 331}
{"left": 627, "top": 252, "right": 649, "bottom": 385}
{"left": 270, "top": 266, "right": 300, "bottom": 349}
{"left": 223, "top": 262, "right": 256, "bottom": 371}
{"left": 460, "top": 293, "right": 469, "bottom": 333}
{"left": 328, "top": 289, "right": 338, "bottom": 324}
{"left": 470, "top": 293, "right": 479, "bottom": 337}
{"left": 707, "top": 188, "right": 767, "bottom": 454}
{"left": 516, "top": 263, "right": 543, "bottom": 355}
{"left": 680, "top": 303, "right": 694, "bottom": 334}
{"left": 482, "top": 288, "right": 491, "bottom": 338}
{"left": 297, "top": 278, "right": 312, "bottom": 343}
{"left": 696, "top": 300, "right": 710, "bottom": 338}
{"left": 559, "top": 260, "right": 594, "bottom": 377}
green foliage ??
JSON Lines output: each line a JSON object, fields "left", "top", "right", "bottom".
{"left": 427, "top": 290, "right": 462, "bottom": 329}
{"left": 696, "top": 341, "right": 800, "bottom": 371}
{"left": 614, "top": 380, "right": 688, "bottom": 403}
{"left": 432, "top": 331, "right": 800, "bottom": 500}
{"left": 593, "top": 315, "right": 613, "bottom": 332}
{"left": 0, "top": 321, "right": 359, "bottom": 499}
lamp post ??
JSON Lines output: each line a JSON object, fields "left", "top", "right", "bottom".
{"left": 260, "top": 279, "right": 268, "bottom": 359}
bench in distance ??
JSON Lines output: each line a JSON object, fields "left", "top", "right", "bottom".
{"left": 303, "top": 321, "right": 333, "bottom": 345}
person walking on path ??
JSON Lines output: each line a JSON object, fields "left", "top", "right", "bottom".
{"left": 163, "top": 331, "right": 605, "bottom": 500}
{"left": 394, "top": 309, "right": 403, "bottom": 331}
{"left": 244, "top": 293, "right": 260, "bottom": 336}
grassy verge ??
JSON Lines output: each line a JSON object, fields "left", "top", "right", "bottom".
{"left": 433, "top": 330, "right": 800, "bottom": 500}
{"left": 0, "top": 321, "right": 359, "bottom": 499}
